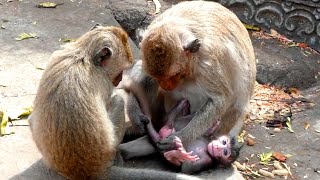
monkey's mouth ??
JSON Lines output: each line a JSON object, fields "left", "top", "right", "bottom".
{"left": 112, "top": 72, "right": 123, "bottom": 86}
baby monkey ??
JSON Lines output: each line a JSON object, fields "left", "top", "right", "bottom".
{"left": 146, "top": 99, "right": 242, "bottom": 174}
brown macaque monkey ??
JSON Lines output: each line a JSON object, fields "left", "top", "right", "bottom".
{"left": 139, "top": 1, "right": 256, "bottom": 152}
{"left": 146, "top": 99, "right": 242, "bottom": 174}
{"left": 29, "top": 25, "right": 202, "bottom": 180}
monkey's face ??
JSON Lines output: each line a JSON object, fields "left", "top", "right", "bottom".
{"left": 207, "top": 135, "right": 240, "bottom": 166}
{"left": 90, "top": 27, "right": 134, "bottom": 87}
{"left": 207, "top": 136, "right": 231, "bottom": 160}
{"left": 141, "top": 26, "right": 200, "bottom": 91}
{"left": 141, "top": 36, "right": 190, "bottom": 91}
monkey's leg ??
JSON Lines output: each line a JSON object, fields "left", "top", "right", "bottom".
{"left": 164, "top": 98, "right": 190, "bottom": 126}
{"left": 203, "top": 118, "right": 221, "bottom": 136}
{"left": 181, "top": 156, "right": 212, "bottom": 175}
{"left": 119, "top": 135, "right": 157, "bottom": 160}
{"left": 158, "top": 99, "right": 217, "bottom": 152}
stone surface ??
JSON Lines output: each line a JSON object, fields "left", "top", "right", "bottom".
{"left": 0, "top": 0, "right": 241, "bottom": 179}
{"left": 107, "top": 0, "right": 320, "bottom": 89}
{"left": 238, "top": 85, "right": 320, "bottom": 180}
{"left": 213, "top": 0, "right": 320, "bottom": 52}
{"left": 252, "top": 34, "right": 319, "bottom": 89}
{"left": 0, "top": 0, "right": 319, "bottom": 180}
{"left": 105, "top": 0, "right": 156, "bottom": 44}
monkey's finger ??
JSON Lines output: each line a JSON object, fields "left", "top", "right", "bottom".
{"left": 187, "top": 151, "right": 194, "bottom": 155}
{"left": 138, "top": 114, "right": 150, "bottom": 125}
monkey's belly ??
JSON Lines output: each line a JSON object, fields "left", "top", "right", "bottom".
{"left": 166, "top": 83, "right": 207, "bottom": 113}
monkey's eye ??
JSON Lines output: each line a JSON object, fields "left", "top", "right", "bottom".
{"left": 223, "top": 149, "right": 228, "bottom": 156}
{"left": 222, "top": 139, "right": 227, "bottom": 145}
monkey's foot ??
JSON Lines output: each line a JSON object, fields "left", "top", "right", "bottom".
{"left": 163, "top": 137, "right": 199, "bottom": 166}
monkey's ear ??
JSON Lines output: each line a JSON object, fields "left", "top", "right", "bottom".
{"left": 94, "top": 47, "right": 112, "bottom": 66}
{"left": 230, "top": 136, "right": 236, "bottom": 145}
{"left": 183, "top": 38, "right": 200, "bottom": 53}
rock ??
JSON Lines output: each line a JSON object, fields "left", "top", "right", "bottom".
{"left": 106, "top": 1, "right": 320, "bottom": 89}
{"left": 105, "top": 0, "right": 155, "bottom": 44}
{"left": 273, "top": 128, "right": 281, "bottom": 133}
{"left": 253, "top": 36, "right": 319, "bottom": 89}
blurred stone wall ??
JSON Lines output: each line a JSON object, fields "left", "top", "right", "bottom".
{"left": 212, "top": 0, "right": 320, "bottom": 51}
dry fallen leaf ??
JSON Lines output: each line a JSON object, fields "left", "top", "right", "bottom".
{"left": 246, "top": 137, "right": 255, "bottom": 146}
{"left": 233, "top": 161, "right": 246, "bottom": 171}
{"left": 237, "top": 130, "right": 246, "bottom": 143}
{"left": 272, "top": 169, "right": 289, "bottom": 176}
{"left": 270, "top": 29, "right": 279, "bottom": 37}
{"left": 273, "top": 161, "right": 284, "bottom": 170}
{"left": 259, "top": 169, "right": 275, "bottom": 178}
{"left": 272, "top": 152, "right": 287, "bottom": 162}
{"left": 273, "top": 128, "right": 281, "bottom": 133}
{"left": 304, "top": 123, "right": 310, "bottom": 130}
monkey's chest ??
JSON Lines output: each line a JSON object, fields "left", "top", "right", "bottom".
{"left": 165, "top": 84, "right": 207, "bottom": 113}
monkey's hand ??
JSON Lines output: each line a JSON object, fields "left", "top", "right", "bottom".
{"left": 134, "top": 112, "right": 150, "bottom": 135}
{"left": 163, "top": 137, "right": 199, "bottom": 166}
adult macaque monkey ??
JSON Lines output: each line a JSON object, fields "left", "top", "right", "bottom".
{"left": 29, "top": 25, "right": 201, "bottom": 180}
{"left": 139, "top": 1, "right": 256, "bottom": 152}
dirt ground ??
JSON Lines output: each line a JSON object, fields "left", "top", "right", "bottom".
{"left": 0, "top": 0, "right": 319, "bottom": 180}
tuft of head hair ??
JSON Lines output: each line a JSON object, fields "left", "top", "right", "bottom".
{"left": 109, "top": 27, "right": 134, "bottom": 64}
{"left": 141, "top": 25, "right": 181, "bottom": 78}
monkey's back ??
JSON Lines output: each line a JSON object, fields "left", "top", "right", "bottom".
{"left": 30, "top": 51, "right": 115, "bottom": 179}
{"left": 150, "top": 1, "right": 256, "bottom": 108}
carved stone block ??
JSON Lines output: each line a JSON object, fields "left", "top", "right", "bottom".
{"left": 213, "top": 0, "right": 320, "bottom": 51}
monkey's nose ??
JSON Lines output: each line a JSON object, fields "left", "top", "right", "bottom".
{"left": 159, "top": 81, "right": 177, "bottom": 91}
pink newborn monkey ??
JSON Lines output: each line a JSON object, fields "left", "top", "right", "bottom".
{"left": 146, "top": 99, "right": 242, "bottom": 174}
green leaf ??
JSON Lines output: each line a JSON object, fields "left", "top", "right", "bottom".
{"left": 7, "top": 106, "right": 33, "bottom": 120}
{"left": 15, "top": 33, "right": 37, "bottom": 41}
{"left": 258, "top": 151, "right": 273, "bottom": 163}
{"left": 36, "top": 2, "right": 63, "bottom": 8}
{"left": 286, "top": 117, "right": 294, "bottom": 133}
{"left": 1, "top": 110, "right": 9, "bottom": 136}
{"left": 243, "top": 23, "right": 260, "bottom": 31}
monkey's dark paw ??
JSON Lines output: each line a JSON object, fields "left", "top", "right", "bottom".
{"left": 138, "top": 114, "right": 150, "bottom": 125}
{"left": 132, "top": 113, "right": 149, "bottom": 135}
{"left": 157, "top": 135, "right": 178, "bottom": 152}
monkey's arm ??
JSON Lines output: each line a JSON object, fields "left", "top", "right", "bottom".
{"left": 181, "top": 155, "right": 213, "bottom": 175}
{"left": 158, "top": 99, "right": 218, "bottom": 151}
{"left": 109, "top": 93, "right": 126, "bottom": 145}
{"left": 126, "top": 93, "right": 150, "bottom": 136}
{"left": 119, "top": 135, "right": 157, "bottom": 160}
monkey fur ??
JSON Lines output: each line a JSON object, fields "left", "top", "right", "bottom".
{"left": 139, "top": 1, "right": 256, "bottom": 152}
{"left": 29, "top": 25, "right": 202, "bottom": 180}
